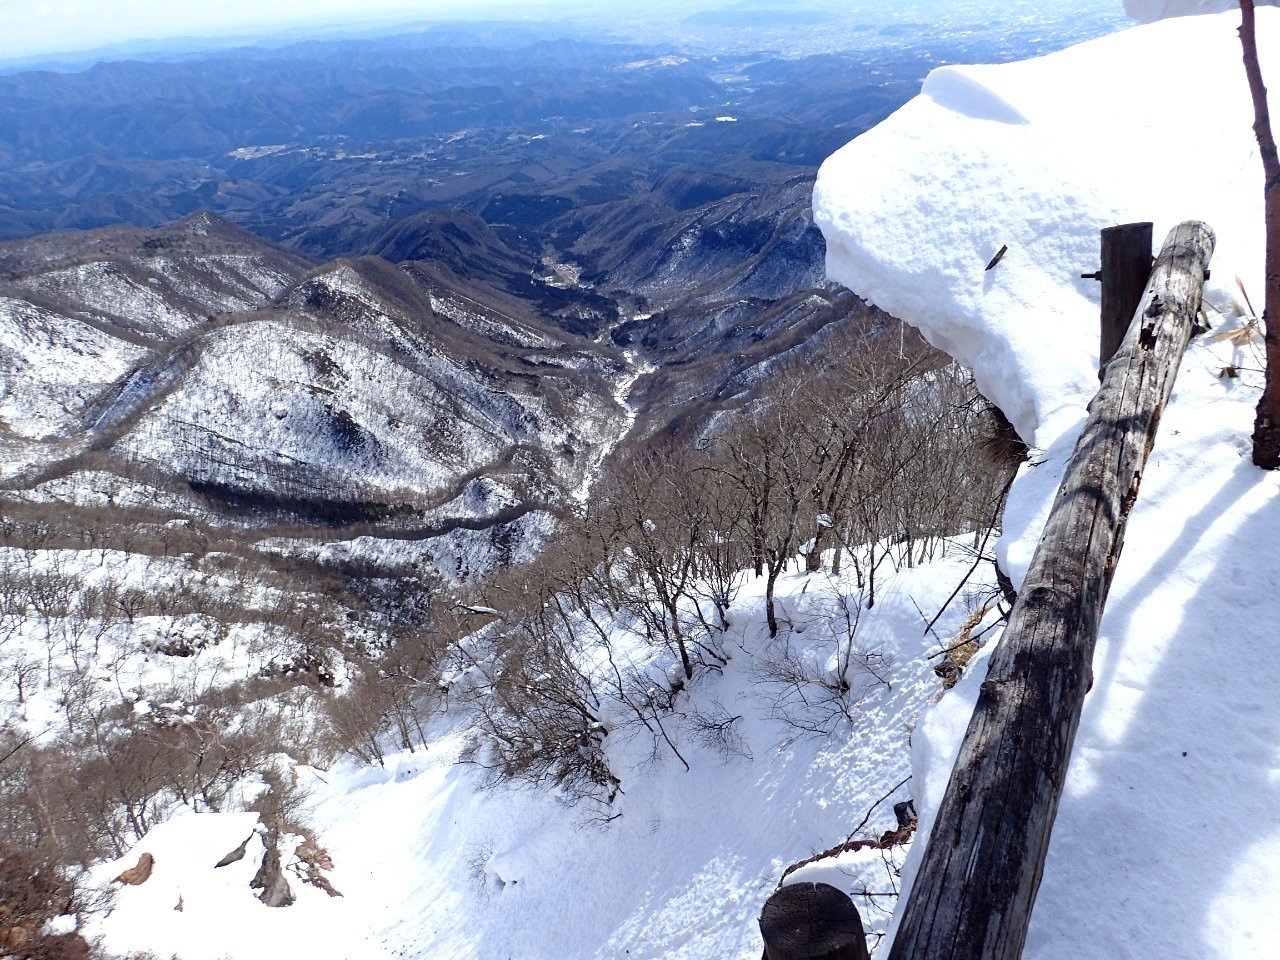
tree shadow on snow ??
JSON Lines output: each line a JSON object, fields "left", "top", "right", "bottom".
{"left": 1021, "top": 451, "right": 1280, "bottom": 959}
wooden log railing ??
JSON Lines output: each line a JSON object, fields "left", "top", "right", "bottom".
{"left": 882, "top": 221, "right": 1214, "bottom": 960}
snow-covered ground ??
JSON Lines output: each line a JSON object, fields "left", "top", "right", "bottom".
{"left": 87, "top": 810, "right": 376, "bottom": 960}
{"left": 86, "top": 546, "right": 998, "bottom": 960}
{"left": 815, "top": 8, "right": 1280, "bottom": 958}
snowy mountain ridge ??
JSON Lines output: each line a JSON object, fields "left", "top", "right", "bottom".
{"left": 0, "top": 212, "right": 631, "bottom": 579}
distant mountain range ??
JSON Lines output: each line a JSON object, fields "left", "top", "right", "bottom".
{"left": 0, "top": 14, "right": 1124, "bottom": 575}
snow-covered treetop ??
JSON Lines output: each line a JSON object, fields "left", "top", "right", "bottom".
{"left": 1125, "top": 0, "right": 1276, "bottom": 21}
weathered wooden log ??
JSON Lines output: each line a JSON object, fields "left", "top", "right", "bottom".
{"left": 1097, "top": 221, "right": 1154, "bottom": 371}
{"left": 886, "top": 221, "right": 1214, "bottom": 960}
{"left": 760, "top": 882, "right": 870, "bottom": 960}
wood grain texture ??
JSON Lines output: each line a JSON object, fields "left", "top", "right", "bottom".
{"left": 885, "top": 221, "right": 1214, "bottom": 960}
{"left": 1098, "top": 222, "right": 1153, "bottom": 372}
{"left": 760, "top": 882, "right": 870, "bottom": 960}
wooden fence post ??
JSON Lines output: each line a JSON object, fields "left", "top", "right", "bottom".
{"left": 885, "top": 221, "right": 1214, "bottom": 960}
{"left": 1085, "top": 221, "right": 1153, "bottom": 372}
{"left": 759, "top": 882, "right": 869, "bottom": 960}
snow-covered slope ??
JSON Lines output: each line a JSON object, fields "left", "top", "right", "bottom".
{"left": 83, "top": 547, "right": 995, "bottom": 960}
{"left": 0, "top": 214, "right": 632, "bottom": 578}
{"left": 815, "top": 10, "right": 1280, "bottom": 958}
{"left": 110, "top": 265, "right": 620, "bottom": 522}
{"left": 0, "top": 214, "right": 310, "bottom": 449}
{"left": 16, "top": 11, "right": 1280, "bottom": 960}
{"left": 0, "top": 294, "right": 146, "bottom": 441}
{"left": 0, "top": 212, "right": 309, "bottom": 342}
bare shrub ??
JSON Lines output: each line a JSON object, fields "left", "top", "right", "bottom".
{"left": 0, "top": 684, "right": 310, "bottom": 869}
{"left": 681, "top": 700, "right": 752, "bottom": 761}
{"left": 704, "top": 335, "right": 1013, "bottom": 618}
{"left": 440, "top": 333, "right": 1014, "bottom": 802}
{"left": 0, "top": 846, "right": 89, "bottom": 960}
{"left": 317, "top": 607, "right": 452, "bottom": 764}
{"left": 753, "top": 578, "right": 892, "bottom": 739}
{"left": 320, "top": 660, "right": 429, "bottom": 765}
{"left": 463, "top": 836, "right": 503, "bottom": 900}
{"left": 456, "top": 565, "right": 620, "bottom": 806}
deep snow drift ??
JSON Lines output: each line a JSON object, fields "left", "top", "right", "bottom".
{"left": 815, "top": 9, "right": 1280, "bottom": 959}
{"left": 1126, "top": 0, "right": 1277, "bottom": 22}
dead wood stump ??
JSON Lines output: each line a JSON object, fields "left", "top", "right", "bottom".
{"left": 759, "top": 882, "right": 869, "bottom": 960}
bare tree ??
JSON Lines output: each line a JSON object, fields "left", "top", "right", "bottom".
{"left": 1240, "top": 0, "right": 1280, "bottom": 467}
{"left": 709, "top": 397, "right": 809, "bottom": 639}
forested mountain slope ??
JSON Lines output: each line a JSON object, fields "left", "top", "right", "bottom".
{"left": 14, "top": 6, "right": 1258, "bottom": 960}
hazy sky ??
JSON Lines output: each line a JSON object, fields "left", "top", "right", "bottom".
{"left": 0, "top": 0, "right": 1132, "bottom": 63}
{"left": 0, "top": 0, "right": 549, "bottom": 61}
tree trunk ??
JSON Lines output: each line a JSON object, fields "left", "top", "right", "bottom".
{"left": 866, "top": 542, "right": 876, "bottom": 609}
{"left": 765, "top": 558, "right": 781, "bottom": 639}
{"left": 1240, "top": 0, "right": 1280, "bottom": 468}
{"left": 886, "top": 222, "right": 1213, "bottom": 960}
{"left": 806, "top": 526, "right": 828, "bottom": 573}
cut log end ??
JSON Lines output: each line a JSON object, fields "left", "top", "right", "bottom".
{"left": 760, "top": 882, "right": 869, "bottom": 960}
